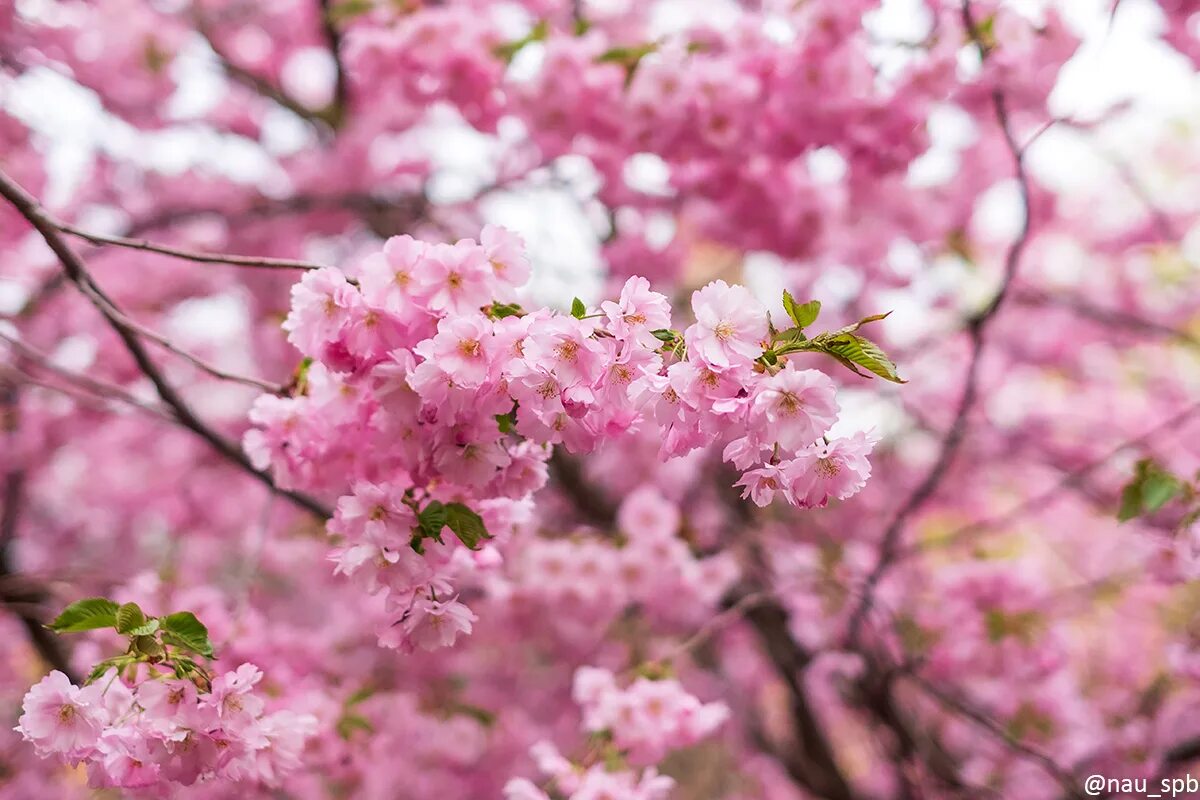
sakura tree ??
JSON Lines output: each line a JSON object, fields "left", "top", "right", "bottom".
{"left": 1, "top": 0, "right": 1199, "bottom": 798}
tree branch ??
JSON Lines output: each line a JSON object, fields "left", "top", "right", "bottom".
{"left": 0, "top": 381, "right": 80, "bottom": 682}
{"left": 846, "top": 1, "right": 1035, "bottom": 645}
{"left": 57, "top": 220, "right": 329, "bottom": 273}
{"left": 0, "top": 169, "right": 330, "bottom": 520}
{"left": 318, "top": 0, "right": 351, "bottom": 126}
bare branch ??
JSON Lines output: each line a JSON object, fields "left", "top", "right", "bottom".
{"left": 57, "top": 221, "right": 329, "bottom": 273}
{"left": 0, "top": 381, "right": 80, "bottom": 682}
{"left": 846, "top": 0, "right": 1036, "bottom": 645}
{"left": 317, "top": 0, "right": 351, "bottom": 125}
{"left": 0, "top": 169, "right": 331, "bottom": 520}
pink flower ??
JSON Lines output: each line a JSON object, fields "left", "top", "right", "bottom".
{"left": 617, "top": 486, "right": 680, "bottom": 541}
{"left": 282, "top": 268, "right": 361, "bottom": 358}
{"left": 208, "top": 664, "right": 266, "bottom": 736}
{"left": 91, "top": 727, "right": 161, "bottom": 788}
{"left": 136, "top": 679, "right": 202, "bottom": 731}
{"left": 735, "top": 462, "right": 793, "bottom": 507}
{"left": 749, "top": 364, "right": 839, "bottom": 450}
{"left": 330, "top": 481, "right": 417, "bottom": 549}
{"left": 504, "top": 778, "right": 552, "bottom": 800}
{"left": 683, "top": 280, "right": 768, "bottom": 369}
{"left": 481, "top": 224, "right": 531, "bottom": 299}
{"left": 601, "top": 276, "right": 672, "bottom": 349}
{"left": 413, "top": 314, "right": 495, "bottom": 388}
{"left": 397, "top": 594, "right": 477, "bottom": 651}
{"left": 16, "top": 671, "right": 105, "bottom": 759}
{"left": 413, "top": 239, "right": 494, "bottom": 314}
{"left": 359, "top": 234, "right": 428, "bottom": 315}
{"left": 521, "top": 316, "right": 608, "bottom": 396}
{"left": 787, "top": 431, "right": 876, "bottom": 508}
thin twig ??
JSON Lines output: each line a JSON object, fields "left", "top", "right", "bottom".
{"left": 0, "top": 169, "right": 330, "bottom": 520}
{"left": 895, "top": 399, "right": 1200, "bottom": 561}
{"left": 57, "top": 221, "right": 329, "bottom": 273}
{"left": 846, "top": 1, "right": 1035, "bottom": 645}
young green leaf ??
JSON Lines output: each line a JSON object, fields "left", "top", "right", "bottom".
{"left": 493, "top": 19, "right": 549, "bottom": 63}
{"left": 489, "top": 302, "right": 525, "bottom": 319}
{"left": 115, "top": 602, "right": 147, "bottom": 635}
{"left": 325, "top": 0, "right": 374, "bottom": 25}
{"left": 48, "top": 597, "right": 120, "bottom": 633}
{"left": 1118, "top": 460, "right": 1184, "bottom": 522}
{"left": 129, "top": 618, "right": 160, "bottom": 637}
{"left": 570, "top": 297, "right": 587, "bottom": 319}
{"left": 444, "top": 502, "right": 491, "bottom": 550}
{"left": 819, "top": 334, "right": 906, "bottom": 383}
{"left": 782, "top": 292, "right": 821, "bottom": 329}
{"left": 161, "top": 611, "right": 214, "bottom": 658}
{"left": 651, "top": 329, "right": 677, "bottom": 342}
{"left": 336, "top": 713, "right": 376, "bottom": 739}
{"left": 418, "top": 501, "right": 448, "bottom": 542}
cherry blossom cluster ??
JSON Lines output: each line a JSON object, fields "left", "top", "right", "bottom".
{"left": 508, "top": 486, "right": 739, "bottom": 636}
{"left": 7, "top": 0, "right": 1200, "bottom": 797}
{"left": 503, "top": 667, "right": 728, "bottom": 800}
{"left": 17, "top": 666, "right": 315, "bottom": 792}
{"left": 247, "top": 228, "right": 882, "bottom": 649}
{"left": 571, "top": 667, "right": 729, "bottom": 765}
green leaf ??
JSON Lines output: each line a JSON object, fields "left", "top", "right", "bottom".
{"left": 819, "top": 333, "right": 905, "bottom": 383}
{"left": 495, "top": 410, "right": 517, "bottom": 434}
{"left": 775, "top": 326, "right": 806, "bottom": 344}
{"left": 597, "top": 43, "right": 657, "bottom": 66}
{"left": 971, "top": 13, "right": 997, "bottom": 51}
{"left": 651, "top": 329, "right": 677, "bottom": 342}
{"left": 48, "top": 598, "right": 120, "bottom": 633}
{"left": 336, "top": 713, "right": 375, "bottom": 739}
{"left": 115, "top": 602, "right": 147, "bottom": 635}
{"left": 494, "top": 19, "right": 549, "bottom": 63}
{"left": 326, "top": 0, "right": 375, "bottom": 25}
{"left": 570, "top": 297, "right": 587, "bottom": 319}
{"left": 489, "top": 302, "right": 525, "bottom": 319}
{"left": 1118, "top": 460, "right": 1184, "bottom": 522}
{"left": 782, "top": 292, "right": 821, "bottom": 329}
{"left": 444, "top": 502, "right": 491, "bottom": 550}
{"left": 133, "top": 634, "right": 165, "bottom": 659}
{"left": 130, "top": 618, "right": 160, "bottom": 636}
{"left": 161, "top": 611, "right": 214, "bottom": 658}
{"left": 418, "top": 501, "right": 447, "bottom": 541}
{"left": 86, "top": 656, "right": 131, "bottom": 683}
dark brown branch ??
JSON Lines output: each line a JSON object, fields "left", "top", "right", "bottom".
{"left": 1016, "top": 289, "right": 1200, "bottom": 350}
{"left": 0, "top": 169, "right": 331, "bottom": 520}
{"left": 57, "top": 220, "right": 329, "bottom": 273}
{"left": 739, "top": 594, "right": 857, "bottom": 800}
{"left": 903, "top": 671, "right": 1083, "bottom": 798}
{"left": 550, "top": 453, "right": 859, "bottom": 798}
{"left": 846, "top": 1, "right": 1035, "bottom": 645}
{"left": 0, "top": 382, "right": 80, "bottom": 682}
{"left": 318, "top": 0, "right": 351, "bottom": 126}
{"left": 894, "top": 399, "right": 1200, "bottom": 561}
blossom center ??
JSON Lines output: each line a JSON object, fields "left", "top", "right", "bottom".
{"left": 816, "top": 457, "right": 840, "bottom": 478}
{"left": 554, "top": 339, "right": 579, "bottom": 362}
{"left": 778, "top": 390, "right": 802, "bottom": 414}
{"left": 713, "top": 321, "right": 735, "bottom": 341}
